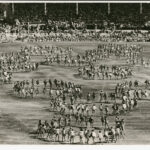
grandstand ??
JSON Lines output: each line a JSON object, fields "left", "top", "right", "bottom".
{"left": 0, "top": 3, "right": 150, "bottom": 29}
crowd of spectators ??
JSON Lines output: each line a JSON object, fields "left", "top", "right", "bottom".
{"left": 8, "top": 3, "right": 150, "bottom": 29}
{"left": 0, "top": 3, "right": 150, "bottom": 30}
{"left": 1, "top": 3, "right": 150, "bottom": 42}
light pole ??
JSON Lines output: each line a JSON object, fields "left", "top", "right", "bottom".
{"left": 108, "top": 3, "right": 110, "bottom": 15}
{"left": 44, "top": 3, "right": 47, "bottom": 15}
{"left": 140, "top": 3, "right": 143, "bottom": 14}
{"left": 12, "top": 3, "right": 14, "bottom": 15}
{"left": 76, "top": 3, "right": 79, "bottom": 16}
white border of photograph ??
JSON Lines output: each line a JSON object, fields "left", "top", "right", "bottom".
{"left": 0, "top": 1, "right": 149, "bottom": 150}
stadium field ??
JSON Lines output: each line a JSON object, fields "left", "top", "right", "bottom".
{"left": 0, "top": 41, "right": 150, "bottom": 144}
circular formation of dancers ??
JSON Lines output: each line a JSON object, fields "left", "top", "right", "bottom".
{"left": 4, "top": 42, "right": 149, "bottom": 144}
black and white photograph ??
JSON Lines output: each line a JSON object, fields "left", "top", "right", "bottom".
{"left": 0, "top": 1, "right": 150, "bottom": 145}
